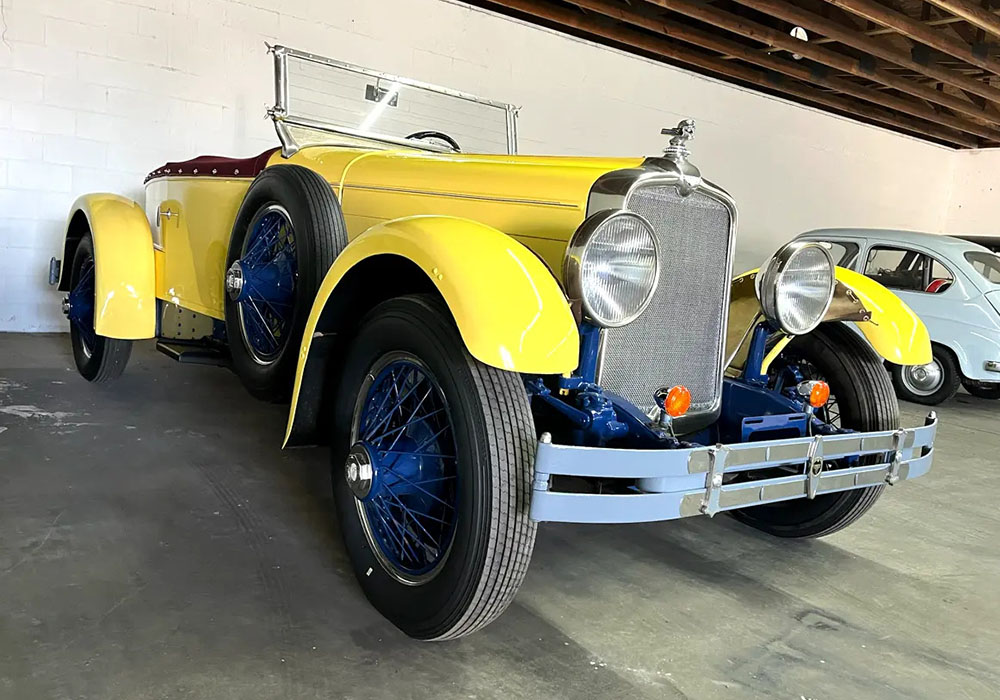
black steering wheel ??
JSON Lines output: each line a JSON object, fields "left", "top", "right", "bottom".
{"left": 405, "top": 130, "right": 461, "bottom": 152}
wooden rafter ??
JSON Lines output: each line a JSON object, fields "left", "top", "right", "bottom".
{"left": 823, "top": 0, "right": 1000, "bottom": 74}
{"left": 465, "top": 0, "right": 1000, "bottom": 147}
{"left": 623, "top": 0, "right": 1000, "bottom": 133}
{"left": 730, "top": 0, "right": 1000, "bottom": 105}
{"left": 477, "top": 0, "right": 979, "bottom": 146}
{"left": 923, "top": 0, "right": 1000, "bottom": 39}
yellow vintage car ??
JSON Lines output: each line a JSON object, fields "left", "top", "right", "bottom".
{"left": 52, "top": 46, "right": 938, "bottom": 640}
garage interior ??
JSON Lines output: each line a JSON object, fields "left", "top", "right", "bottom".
{"left": 2, "top": 0, "right": 1000, "bottom": 698}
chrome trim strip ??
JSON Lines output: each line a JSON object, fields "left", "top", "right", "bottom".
{"left": 506, "top": 106, "right": 519, "bottom": 155}
{"left": 341, "top": 183, "right": 580, "bottom": 209}
{"left": 596, "top": 327, "right": 608, "bottom": 381}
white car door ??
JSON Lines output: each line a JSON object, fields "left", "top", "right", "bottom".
{"left": 858, "top": 244, "right": 960, "bottom": 342}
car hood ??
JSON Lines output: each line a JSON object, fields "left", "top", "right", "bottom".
{"left": 271, "top": 147, "right": 644, "bottom": 274}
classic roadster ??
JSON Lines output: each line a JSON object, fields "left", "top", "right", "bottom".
{"left": 51, "top": 46, "right": 938, "bottom": 641}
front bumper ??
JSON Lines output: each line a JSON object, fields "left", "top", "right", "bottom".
{"left": 530, "top": 413, "right": 937, "bottom": 523}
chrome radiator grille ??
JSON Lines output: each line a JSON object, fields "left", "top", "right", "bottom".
{"left": 600, "top": 185, "right": 733, "bottom": 416}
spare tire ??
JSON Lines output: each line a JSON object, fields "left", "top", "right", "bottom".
{"left": 224, "top": 165, "right": 346, "bottom": 401}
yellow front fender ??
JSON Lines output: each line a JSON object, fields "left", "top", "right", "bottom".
{"left": 285, "top": 215, "right": 579, "bottom": 446}
{"left": 832, "top": 267, "right": 931, "bottom": 365}
{"left": 60, "top": 194, "right": 156, "bottom": 339}
{"left": 728, "top": 266, "right": 931, "bottom": 367}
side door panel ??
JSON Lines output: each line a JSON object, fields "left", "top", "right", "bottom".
{"left": 145, "top": 178, "right": 251, "bottom": 319}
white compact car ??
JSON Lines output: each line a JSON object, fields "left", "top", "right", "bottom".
{"left": 796, "top": 229, "right": 1000, "bottom": 404}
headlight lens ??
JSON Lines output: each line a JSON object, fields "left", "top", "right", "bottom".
{"left": 565, "top": 210, "right": 659, "bottom": 328}
{"left": 758, "top": 241, "right": 835, "bottom": 335}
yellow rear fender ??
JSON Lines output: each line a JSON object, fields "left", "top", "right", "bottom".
{"left": 284, "top": 215, "right": 579, "bottom": 447}
{"left": 727, "top": 266, "right": 931, "bottom": 368}
{"left": 59, "top": 194, "right": 156, "bottom": 339}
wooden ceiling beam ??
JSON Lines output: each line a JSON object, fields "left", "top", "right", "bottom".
{"left": 822, "top": 0, "right": 1000, "bottom": 75}
{"left": 924, "top": 0, "right": 1000, "bottom": 39}
{"left": 477, "top": 0, "right": 979, "bottom": 146}
{"left": 813, "top": 13, "right": 967, "bottom": 43}
{"left": 731, "top": 0, "right": 1000, "bottom": 104}
{"left": 632, "top": 0, "right": 1000, "bottom": 127}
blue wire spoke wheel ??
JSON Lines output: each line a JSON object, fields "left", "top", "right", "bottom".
{"left": 348, "top": 353, "right": 459, "bottom": 584}
{"left": 68, "top": 256, "right": 97, "bottom": 358}
{"left": 230, "top": 204, "right": 298, "bottom": 365}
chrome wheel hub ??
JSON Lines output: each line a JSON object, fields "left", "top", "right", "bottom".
{"left": 345, "top": 442, "right": 375, "bottom": 500}
{"left": 225, "top": 261, "right": 245, "bottom": 301}
{"left": 903, "top": 360, "right": 944, "bottom": 396}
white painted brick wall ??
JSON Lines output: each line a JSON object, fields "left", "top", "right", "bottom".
{"left": 0, "top": 0, "right": 976, "bottom": 332}
{"left": 945, "top": 148, "right": 1000, "bottom": 236}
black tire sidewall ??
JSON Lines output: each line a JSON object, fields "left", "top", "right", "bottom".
{"left": 890, "top": 345, "right": 960, "bottom": 405}
{"left": 70, "top": 237, "right": 106, "bottom": 381}
{"left": 331, "top": 296, "right": 494, "bottom": 639}
{"left": 225, "top": 165, "right": 344, "bottom": 401}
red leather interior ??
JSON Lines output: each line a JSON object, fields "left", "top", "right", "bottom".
{"left": 925, "top": 279, "right": 950, "bottom": 293}
{"left": 144, "top": 148, "right": 279, "bottom": 183}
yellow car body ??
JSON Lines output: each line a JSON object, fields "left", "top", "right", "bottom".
{"left": 58, "top": 143, "right": 931, "bottom": 441}
{"left": 54, "top": 44, "right": 931, "bottom": 447}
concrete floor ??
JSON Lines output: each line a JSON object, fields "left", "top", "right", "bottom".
{"left": 1, "top": 333, "right": 997, "bottom": 700}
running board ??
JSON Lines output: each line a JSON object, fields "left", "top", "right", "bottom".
{"left": 155, "top": 340, "right": 229, "bottom": 367}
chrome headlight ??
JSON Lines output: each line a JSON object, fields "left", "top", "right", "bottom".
{"left": 564, "top": 210, "right": 660, "bottom": 328}
{"left": 757, "top": 241, "right": 835, "bottom": 335}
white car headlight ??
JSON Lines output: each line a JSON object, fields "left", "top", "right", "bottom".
{"left": 757, "top": 241, "right": 835, "bottom": 335}
{"left": 564, "top": 210, "right": 660, "bottom": 328}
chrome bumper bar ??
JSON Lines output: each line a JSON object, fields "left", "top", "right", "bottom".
{"left": 529, "top": 412, "right": 937, "bottom": 523}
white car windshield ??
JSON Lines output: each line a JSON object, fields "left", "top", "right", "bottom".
{"left": 965, "top": 251, "right": 1000, "bottom": 285}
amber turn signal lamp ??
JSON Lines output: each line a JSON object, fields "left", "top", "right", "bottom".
{"left": 664, "top": 385, "right": 692, "bottom": 417}
{"left": 808, "top": 381, "right": 830, "bottom": 408}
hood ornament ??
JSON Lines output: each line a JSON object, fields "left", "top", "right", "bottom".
{"left": 661, "top": 119, "right": 695, "bottom": 162}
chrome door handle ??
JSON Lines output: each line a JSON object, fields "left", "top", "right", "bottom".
{"left": 157, "top": 205, "right": 178, "bottom": 224}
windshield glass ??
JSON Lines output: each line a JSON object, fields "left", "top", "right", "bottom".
{"left": 965, "top": 251, "right": 1000, "bottom": 284}
{"left": 277, "top": 47, "right": 514, "bottom": 154}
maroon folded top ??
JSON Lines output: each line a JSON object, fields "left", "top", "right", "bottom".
{"left": 144, "top": 148, "right": 279, "bottom": 184}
